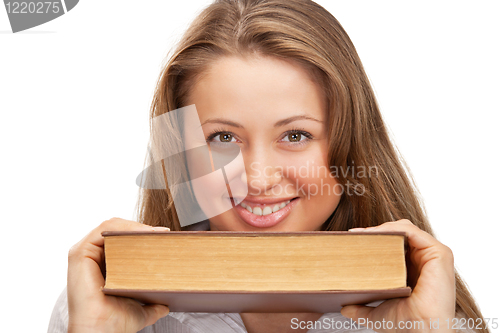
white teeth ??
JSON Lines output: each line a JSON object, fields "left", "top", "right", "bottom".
{"left": 262, "top": 206, "right": 272, "bottom": 216}
{"left": 240, "top": 199, "right": 295, "bottom": 216}
{"left": 253, "top": 207, "right": 263, "bottom": 216}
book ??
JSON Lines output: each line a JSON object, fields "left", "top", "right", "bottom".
{"left": 102, "top": 231, "right": 411, "bottom": 313}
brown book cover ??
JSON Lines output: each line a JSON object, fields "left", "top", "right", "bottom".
{"left": 102, "top": 231, "right": 411, "bottom": 313}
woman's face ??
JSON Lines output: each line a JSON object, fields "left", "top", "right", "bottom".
{"left": 186, "top": 55, "right": 341, "bottom": 231}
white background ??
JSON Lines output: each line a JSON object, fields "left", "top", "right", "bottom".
{"left": 0, "top": 1, "right": 498, "bottom": 332}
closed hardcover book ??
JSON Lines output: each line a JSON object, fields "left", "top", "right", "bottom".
{"left": 102, "top": 231, "right": 411, "bottom": 312}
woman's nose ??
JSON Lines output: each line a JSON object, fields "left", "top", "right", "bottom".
{"left": 244, "top": 152, "right": 283, "bottom": 195}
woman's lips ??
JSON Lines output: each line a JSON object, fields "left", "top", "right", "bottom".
{"left": 233, "top": 197, "right": 299, "bottom": 228}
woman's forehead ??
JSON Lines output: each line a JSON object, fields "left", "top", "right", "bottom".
{"left": 187, "top": 55, "right": 327, "bottom": 123}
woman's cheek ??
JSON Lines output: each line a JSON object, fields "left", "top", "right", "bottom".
{"left": 283, "top": 154, "right": 342, "bottom": 224}
{"left": 281, "top": 149, "right": 330, "bottom": 192}
{"left": 287, "top": 164, "right": 339, "bottom": 197}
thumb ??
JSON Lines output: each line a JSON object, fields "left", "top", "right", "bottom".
{"left": 141, "top": 304, "right": 170, "bottom": 328}
{"left": 341, "top": 305, "right": 375, "bottom": 327}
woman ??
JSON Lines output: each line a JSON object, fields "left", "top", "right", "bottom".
{"left": 49, "top": 0, "right": 488, "bottom": 332}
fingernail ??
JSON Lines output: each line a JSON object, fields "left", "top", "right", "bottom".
{"left": 340, "top": 306, "right": 352, "bottom": 317}
{"left": 340, "top": 305, "right": 361, "bottom": 317}
{"left": 348, "top": 228, "right": 365, "bottom": 232}
{"left": 152, "top": 227, "right": 170, "bottom": 231}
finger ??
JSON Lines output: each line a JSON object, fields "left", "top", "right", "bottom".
{"left": 350, "top": 220, "right": 456, "bottom": 317}
{"left": 349, "top": 219, "right": 442, "bottom": 253}
{"left": 68, "top": 219, "right": 149, "bottom": 284}
{"left": 379, "top": 221, "right": 453, "bottom": 270}
{"left": 84, "top": 218, "right": 161, "bottom": 248}
{"left": 69, "top": 219, "right": 169, "bottom": 296}
{"left": 341, "top": 305, "right": 375, "bottom": 327}
{"left": 140, "top": 304, "right": 170, "bottom": 328}
{"left": 350, "top": 220, "right": 454, "bottom": 276}
{"left": 72, "top": 221, "right": 170, "bottom": 265}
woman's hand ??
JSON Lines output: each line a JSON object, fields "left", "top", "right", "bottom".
{"left": 67, "top": 217, "right": 171, "bottom": 333}
{"left": 341, "top": 219, "right": 456, "bottom": 333}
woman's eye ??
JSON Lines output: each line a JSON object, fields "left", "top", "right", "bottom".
{"left": 287, "top": 133, "right": 302, "bottom": 142}
{"left": 281, "top": 130, "right": 312, "bottom": 143}
{"left": 207, "top": 131, "right": 238, "bottom": 143}
{"left": 218, "top": 133, "right": 234, "bottom": 142}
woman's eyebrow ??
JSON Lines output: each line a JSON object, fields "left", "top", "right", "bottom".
{"left": 201, "top": 118, "right": 243, "bottom": 128}
{"left": 273, "top": 115, "right": 322, "bottom": 127}
{"left": 201, "top": 115, "right": 322, "bottom": 128}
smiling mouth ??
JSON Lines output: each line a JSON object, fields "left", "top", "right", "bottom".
{"left": 229, "top": 197, "right": 300, "bottom": 228}
{"left": 239, "top": 199, "right": 292, "bottom": 216}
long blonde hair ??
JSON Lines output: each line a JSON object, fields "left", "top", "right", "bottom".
{"left": 136, "top": 0, "right": 487, "bottom": 329}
